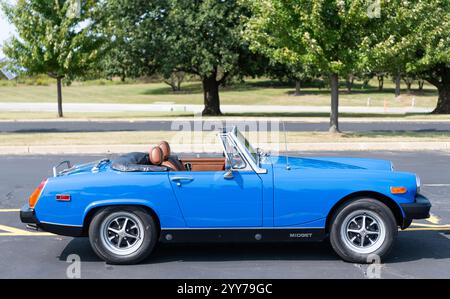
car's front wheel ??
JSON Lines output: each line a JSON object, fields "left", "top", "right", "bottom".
{"left": 88, "top": 206, "right": 158, "bottom": 264}
{"left": 329, "top": 198, "right": 397, "bottom": 263}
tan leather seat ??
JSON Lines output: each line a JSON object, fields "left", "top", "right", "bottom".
{"left": 158, "top": 141, "right": 185, "bottom": 171}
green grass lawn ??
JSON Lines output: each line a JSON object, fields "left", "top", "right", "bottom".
{"left": 4, "top": 111, "right": 450, "bottom": 121}
{"left": 0, "top": 78, "right": 439, "bottom": 108}
{"left": 2, "top": 130, "right": 449, "bottom": 147}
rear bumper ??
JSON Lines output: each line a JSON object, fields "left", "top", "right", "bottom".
{"left": 20, "top": 204, "right": 84, "bottom": 237}
{"left": 20, "top": 204, "right": 39, "bottom": 224}
{"left": 400, "top": 194, "right": 432, "bottom": 220}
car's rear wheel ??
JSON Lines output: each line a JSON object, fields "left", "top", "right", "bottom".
{"left": 329, "top": 198, "right": 397, "bottom": 263}
{"left": 88, "top": 206, "right": 158, "bottom": 264}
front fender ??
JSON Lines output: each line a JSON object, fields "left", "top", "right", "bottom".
{"left": 273, "top": 168, "right": 417, "bottom": 226}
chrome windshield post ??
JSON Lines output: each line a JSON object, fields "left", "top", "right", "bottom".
{"left": 53, "top": 160, "right": 72, "bottom": 177}
{"left": 221, "top": 127, "right": 267, "bottom": 174}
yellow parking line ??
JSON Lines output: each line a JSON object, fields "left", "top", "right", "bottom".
{"left": 0, "top": 224, "right": 29, "bottom": 234}
{"left": 0, "top": 232, "right": 54, "bottom": 236}
{"left": 0, "top": 224, "right": 54, "bottom": 236}
{"left": 0, "top": 209, "right": 450, "bottom": 237}
{"left": 405, "top": 227, "right": 450, "bottom": 231}
{"left": 411, "top": 222, "right": 450, "bottom": 228}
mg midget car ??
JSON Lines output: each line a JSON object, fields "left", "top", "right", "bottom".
{"left": 20, "top": 127, "right": 431, "bottom": 264}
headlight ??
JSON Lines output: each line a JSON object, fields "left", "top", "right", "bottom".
{"left": 416, "top": 176, "right": 421, "bottom": 193}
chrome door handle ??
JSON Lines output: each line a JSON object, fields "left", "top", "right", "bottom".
{"left": 170, "top": 176, "right": 194, "bottom": 186}
{"left": 171, "top": 176, "right": 194, "bottom": 181}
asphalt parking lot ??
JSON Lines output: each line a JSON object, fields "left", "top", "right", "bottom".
{"left": 1, "top": 120, "right": 450, "bottom": 133}
{"left": 0, "top": 151, "right": 449, "bottom": 279}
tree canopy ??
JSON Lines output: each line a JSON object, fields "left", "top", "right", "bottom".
{"left": 2, "top": 0, "right": 449, "bottom": 118}
{"left": 102, "top": 0, "right": 264, "bottom": 115}
{"left": 1, "top": 0, "right": 105, "bottom": 117}
{"left": 244, "top": 0, "right": 382, "bottom": 131}
{"left": 366, "top": 0, "right": 450, "bottom": 113}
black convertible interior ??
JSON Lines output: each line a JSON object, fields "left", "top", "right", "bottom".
{"left": 111, "top": 141, "right": 226, "bottom": 172}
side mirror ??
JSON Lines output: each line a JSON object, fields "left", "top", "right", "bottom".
{"left": 223, "top": 168, "right": 234, "bottom": 180}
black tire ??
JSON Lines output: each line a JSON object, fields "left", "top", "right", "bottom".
{"left": 329, "top": 198, "right": 397, "bottom": 264}
{"left": 88, "top": 206, "right": 158, "bottom": 265}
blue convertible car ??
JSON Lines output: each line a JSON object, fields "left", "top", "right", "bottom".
{"left": 20, "top": 127, "right": 431, "bottom": 264}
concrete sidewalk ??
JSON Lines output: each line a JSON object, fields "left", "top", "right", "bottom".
{"left": 0, "top": 102, "right": 433, "bottom": 114}
{"left": 2, "top": 142, "right": 450, "bottom": 155}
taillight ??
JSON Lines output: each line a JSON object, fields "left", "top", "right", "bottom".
{"left": 56, "top": 194, "right": 71, "bottom": 202}
{"left": 29, "top": 179, "right": 47, "bottom": 209}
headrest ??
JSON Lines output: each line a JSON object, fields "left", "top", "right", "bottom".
{"left": 149, "top": 147, "right": 163, "bottom": 165}
{"left": 159, "top": 141, "right": 171, "bottom": 161}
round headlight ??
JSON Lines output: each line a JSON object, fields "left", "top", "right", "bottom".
{"left": 416, "top": 176, "right": 421, "bottom": 193}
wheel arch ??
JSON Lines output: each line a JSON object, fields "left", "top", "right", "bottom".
{"left": 325, "top": 191, "right": 404, "bottom": 233}
{"left": 82, "top": 204, "right": 161, "bottom": 237}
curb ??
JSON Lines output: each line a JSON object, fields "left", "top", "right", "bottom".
{"left": 2, "top": 117, "right": 450, "bottom": 123}
{"left": 1, "top": 142, "right": 449, "bottom": 155}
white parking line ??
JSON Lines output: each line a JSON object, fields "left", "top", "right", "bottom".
{"left": 0, "top": 209, "right": 20, "bottom": 212}
{"left": 423, "top": 184, "right": 450, "bottom": 187}
{"left": 426, "top": 213, "right": 441, "bottom": 224}
{"left": 440, "top": 233, "right": 450, "bottom": 240}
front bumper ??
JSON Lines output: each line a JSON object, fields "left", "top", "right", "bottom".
{"left": 20, "top": 204, "right": 84, "bottom": 237}
{"left": 400, "top": 194, "right": 432, "bottom": 220}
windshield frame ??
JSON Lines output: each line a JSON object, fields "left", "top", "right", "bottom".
{"left": 223, "top": 127, "right": 267, "bottom": 174}
{"left": 234, "top": 128, "right": 259, "bottom": 165}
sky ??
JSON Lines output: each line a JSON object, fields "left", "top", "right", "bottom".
{"left": 0, "top": 12, "right": 15, "bottom": 58}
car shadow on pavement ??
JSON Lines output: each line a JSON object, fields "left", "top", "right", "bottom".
{"left": 58, "top": 238, "right": 340, "bottom": 263}
{"left": 384, "top": 230, "right": 450, "bottom": 264}
{"left": 58, "top": 230, "right": 450, "bottom": 264}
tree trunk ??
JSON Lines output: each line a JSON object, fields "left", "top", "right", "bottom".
{"left": 346, "top": 75, "right": 354, "bottom": 93}
{"left": 377, "top": 75, "right": 384, "bottom": 91}
{"left": 404, "top": 78, "right": 413, "bottom": 94}
{"left": 57, "top": 77, "right": 63, "bottom": 118}
{"left": 362, "top": 79, "right": 370, "bottom": 89}
{"left": 406, "top": 82, "right": 412, "bottom": 94}
{"left": 202, "top": 73, "right": 221, "bottom": 116}
{"left": 329, "top": 73, "right": 340, "bottom": 133}
{"left": 432, "top": 81, "right": 450, "bottom": 114}
{"left": 418, "top": 79, "right": 424, "bottom": 92}
{"left": 395, "top": 74, "right": 401, "bottom": 97}
{"left": 294, "top": 80, "right": 301, "bottom": 96}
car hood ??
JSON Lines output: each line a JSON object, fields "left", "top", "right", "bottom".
{"left": 270, "top": 156, "right": 393, "bottom": 171}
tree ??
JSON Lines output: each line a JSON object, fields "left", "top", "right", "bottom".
{"left": 376, "top": 73, "right": 385, "bottom": 91}
{"left": 1, "top": 0, "right": 105, "bottom": 117}
{"left": 103, "top": 0, "right": 262, "bottom": 116}
{"left": 99, "top": 0, "right": 166, "bottom": 82}
{"left": 265, "top": 62, "right": 307, "bottom": 95}
{"left": 244, "top": 0, "right": 381, "bottom": 132}
{"left": 367, "top": 0, "right": 450, "bottom": 113}
{"left": 163, "top": 71, "right": 186, "bottom": 92}
{"left": 164, "top": 0, "right": 266, "bottom": 115}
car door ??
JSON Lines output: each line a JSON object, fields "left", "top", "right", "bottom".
{"left": 168, "top": 137, "right": 263, "bottom": 228}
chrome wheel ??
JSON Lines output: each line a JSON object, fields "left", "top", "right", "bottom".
{"left": 100, "top": 212, "right": 145, "bottom": 256}
{"left": 340, "top": 210, "right": 386, "bottom": 254}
